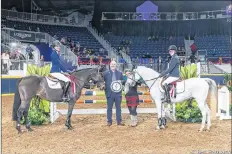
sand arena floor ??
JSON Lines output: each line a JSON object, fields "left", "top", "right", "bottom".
{"left": 2, "top": 94, "right": 231, "bottom": 154}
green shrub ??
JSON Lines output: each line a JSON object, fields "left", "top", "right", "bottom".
{"left": 230, "top": 104, "right": 232, "bottom": 116}
{"left": 25, "top": 64, "right": 51, "bottom": 125}
{"left": 176, "top": 64, "right": 202, "bottom": 123}
{"left": 224, "top": 73, "right": 232, "bottom": 92}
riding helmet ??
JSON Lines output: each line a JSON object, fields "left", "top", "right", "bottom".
{"left": 52, "top": 40, "right": 61, "bottom": 48}
{"left": 168, "top": 45, "right": 177, "bottom": 51}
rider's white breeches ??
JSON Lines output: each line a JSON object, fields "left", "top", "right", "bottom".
{"left": 50, "top": 73, "right": 71, "bottom": 82}
{"left": 162, "top": 77, "right": 179, "bottom": 85}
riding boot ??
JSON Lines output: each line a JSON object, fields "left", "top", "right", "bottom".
{"left": 62, "top": 82, "right": 71, "bottom": 102}
{"left": 162, "top": 84, "right": 171, "bottom": 103}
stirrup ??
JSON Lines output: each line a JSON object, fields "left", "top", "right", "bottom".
{"left": 62, "top": 95, "right": 70, "bottom": 102}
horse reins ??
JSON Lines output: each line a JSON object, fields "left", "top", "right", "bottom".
{"left": 128, "top": 70, "right": 159, "bottom": 90}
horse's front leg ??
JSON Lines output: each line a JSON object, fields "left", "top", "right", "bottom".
{"left": 65, "top": 99, "right": 75, "bottom": 130}
{"left": 16, "top": 106, "right": 24, "bottom": 134}
{"left": 154, "top": 99, "right": 164, "bottom": 130}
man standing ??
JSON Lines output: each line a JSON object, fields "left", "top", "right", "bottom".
{"left": 103, "top": 60, "right": 124, "bottom": 126}
{"left": 188, "top": 53, "right": 197, "bottom": 64}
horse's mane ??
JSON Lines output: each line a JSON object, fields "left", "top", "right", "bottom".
{"left": 137, "top": 66, "right": 160, "bottom": 78}
{"left": 73, "top": 67, "right": 96, "bottom": 73}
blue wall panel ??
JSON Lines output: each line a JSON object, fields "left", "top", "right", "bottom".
{"left": 1, "top": 78, "right": 20, "bottom": 94}
{"left": 201, "top": 75, "right": 225, "bottom": 85}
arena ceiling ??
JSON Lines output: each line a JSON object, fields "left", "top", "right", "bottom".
{"left": 2, "top": 0, "right": 231, "bottom": 15}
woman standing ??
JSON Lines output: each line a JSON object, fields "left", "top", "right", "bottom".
{"left": 124, "top": 70, "right": 141, "bottom": 127}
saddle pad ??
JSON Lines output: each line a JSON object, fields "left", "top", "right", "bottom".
{"left": 175, "top": 81, "right": 185, "bottom": 94}
{"left": 67, "top": 76, "right": 76, "bottom": 94}
{"left": 45, "top": 77, "right": 62, "bottom": 89}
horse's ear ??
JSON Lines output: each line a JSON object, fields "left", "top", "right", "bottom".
{"left": 132, "top": 64, "right": 136, "bottom": 70}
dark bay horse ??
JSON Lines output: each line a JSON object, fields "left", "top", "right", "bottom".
{"left": 12, "top": 67, "right": 105, "bottom": 134}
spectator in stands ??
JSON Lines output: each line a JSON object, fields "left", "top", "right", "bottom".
{"left": 76, "top": 42, "right": 80, "bottom": 48}
{"left": 219, "top": 57, "right": 223, "bottom": 65}
{"left": 190, "top": 43, "right": 197, "bottom": 55}
{"left": 83, "top": 48, "right": 87, "bottom": 55}
{"left": 2, "top": 51, "right": 10, "bottom": 73}
{"left": 180, "top": 58, "right": 185, "bottom": 67}
{"left": 103, "top": 60, "right": 124, "bottom": 126}
{"left": 53, "top": 35, "right": 58, "bottom": 40}
{"left": 28, "top": 26, "right": 32, "bottom": 31}
{"left": 157, "top": 56, "right": 163, "bottom": 72}
{"left": 40, "top": 55, "right": 44, "bottom": 66}
{"left": 188, "top": 53, "right": 197, "bottom": 64}
{"left": 149, "top": 58, "right": 154, "bottom": 69}
{"left": 67, "top": 37, "right": 71, "bottom": 46}
{"left": 70, "top": 41, "right": 76, "bottom": 51}
{"left": 124, "top": 69, "right": 141, "bottom": 127}
{"left": 37, "top": 27, "right": 40, "bottom": 32}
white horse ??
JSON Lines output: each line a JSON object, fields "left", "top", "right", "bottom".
{"left": 126, "top": 66, "right": 217, "bottom": 132}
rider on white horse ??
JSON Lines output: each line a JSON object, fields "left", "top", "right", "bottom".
{"left": 158, "top": 45, "right": 180, "bottom": 103}
{"left": 50, "top": 41, "right": 71, "bottom": 102}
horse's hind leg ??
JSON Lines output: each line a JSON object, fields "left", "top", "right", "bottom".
{"left": 16, "top": 101, "right": 30, "bottom": 134}
{"left": 65, "top": 99, "right": 75, "bottom": 129}
{"left": 196, "top": 100, "right": 207, "bottom": 132}
{"left": 206, "top": 104, "right": 211, "bottom": 131}
{"left": 24, "top": 102, "right": 33, "bottom": 132}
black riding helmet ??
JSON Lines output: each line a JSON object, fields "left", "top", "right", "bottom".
{"left": 168, "top": 45, "right": 177, "bottom": 51}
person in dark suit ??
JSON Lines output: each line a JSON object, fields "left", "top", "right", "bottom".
{"left": 103, "top": 60, "right": 124, "bottom": 126}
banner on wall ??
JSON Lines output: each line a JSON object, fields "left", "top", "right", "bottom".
{"left": 10, "top": 30, "right": 36, "bottom": 42}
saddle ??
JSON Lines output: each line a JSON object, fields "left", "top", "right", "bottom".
{"left": 45, "top": 74, "right": 77, "bottom": 94}
{"left": 45, "top": 76, "right": 62, "bottom": 89}
{"left": 161, "top": 77, "right": 183, "bottom": 98}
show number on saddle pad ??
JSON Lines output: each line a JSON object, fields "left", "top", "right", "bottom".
{"left": 45, "top": 77, "right": 62, "bottom": 89}
{"left": 111, "top": 80, "right": 122, "bottom": 93}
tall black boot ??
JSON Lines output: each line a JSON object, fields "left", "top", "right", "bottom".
{"left": 161, "top": 84, "right": 171, "bottom": 103}
{"left": 62, "top": 82, "right": 71, "bottom": 102}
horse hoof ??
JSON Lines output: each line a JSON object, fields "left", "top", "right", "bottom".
{"left": 66, "top": 125, "right": 73, "bottom": 130}
{"left": 27, "top": 128, "right": 33, "bottom": 132}
{"left": 160, "top": 125, "right": 165, "bottom": 129}
{"left": 156, "top": 126, "right": 160, "bottom": 130}
{"left": 18, "top": 130, "right": 23, "bottom": 134}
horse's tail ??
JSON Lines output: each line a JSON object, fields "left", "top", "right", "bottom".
{"left": 204, "top": 78, "right": 218, "bottom": 115}
{"left": 204, "top": 78, "right": 217, "bottom": 95}
{"left": 12, "top": 78, "right": 23, "bottom": 121}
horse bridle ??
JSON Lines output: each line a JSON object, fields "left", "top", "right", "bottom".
{"left": 127, "top": 70, "right": 159, "bottom": 90}
{"left": 70, "top": 68, "right": 103, "bottom": 88}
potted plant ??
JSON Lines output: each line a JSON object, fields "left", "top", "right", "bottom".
{"left": 21, "top": 64, "right": 51, "bottom": 125}
{"left": 175, "top": 64, "right": 202, "bottom": 123}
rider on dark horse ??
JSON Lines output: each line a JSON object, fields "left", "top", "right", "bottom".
{"left": 50, "top": 41, "right": 71, "bottom": 102}
{"left": 158, "top": 45, "right": 180, "bottom": 103}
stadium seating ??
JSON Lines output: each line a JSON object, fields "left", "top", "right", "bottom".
{"left": 104, "top": 35, "right": 185, "bottom": 63}
{"left": 2, "top": 19, "right": 231, "bottom": 65}
{"left": 195, "top": 35, "right": 231, "bottom": 57}
{"left": 3, "top": 20, "right": 107, "bottom": 56}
